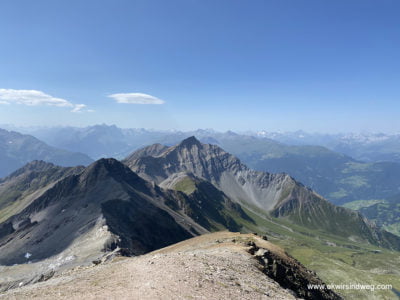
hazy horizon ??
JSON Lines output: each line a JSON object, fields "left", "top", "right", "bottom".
{"left": 2, "top": 122, "right": 400, "bottom": 136}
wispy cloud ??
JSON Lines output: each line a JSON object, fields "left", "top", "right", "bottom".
{"left": 0, "top": 89, "right": 72, "bottom": 107}
{"left": 0, "top": 89, "right": 90, "bottom": 113}
{"left": 108, "top": 93, "right": 165, "bottom": 104}
{"left": 71, "top": 104, "right": 87, "bottom": 113}
{"left": 71, "top": 104, "right": 93, "bottom": 113}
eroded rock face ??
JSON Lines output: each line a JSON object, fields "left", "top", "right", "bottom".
{"left": 247, "top": 238, "right": 342, "bottom": 300}
{"left": 124, "top": 136, "right": 295, "bottom": 211}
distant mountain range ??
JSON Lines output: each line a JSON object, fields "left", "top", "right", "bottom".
{"left": 9, "top": 125, "right": 400, "bottom": 164}
{"left": 256, "top": 130, "right": 400, "bottom": 163}
{"left": 209, "top": 133, "right": 400, "bottom": 206}
{"left": 5, "top": 124, "right": 177, "bottom": 160}
{"left": 6, "top": 125, "right": 400, "bottom": 204}
{"left": 0, "top": 128, "right": 93, "bottom": 178}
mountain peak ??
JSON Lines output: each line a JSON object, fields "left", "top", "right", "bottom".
{"left": 81, "top": 158, "right": 142, "bottom": 186}
{"left": 84, "top": 158, "right": 127, "bottom": 175}
{"left": 2, "top": 160, "right": 58, "bottom": 180}
{"left": 178, "top": 136, "right": 202, "bottom": 148}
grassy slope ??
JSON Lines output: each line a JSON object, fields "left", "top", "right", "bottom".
{"left": 173, "top": 176, "right": 197, "bottom": 194}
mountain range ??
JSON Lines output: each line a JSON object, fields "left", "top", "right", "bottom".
{"left": 0, "top": 128, "right": 93, "bottom": 178}
{"left": 9, "top": 125, "right": 400, "bottom": 206}
{"left": 256, "top": 130, "right": 400, "bottom": 163}
{"left": 209, "top": 133, "right": 400, "bottom": 206}
{"left": 5, "top": 124, "right": 175, "bottom": 160}
{"left": 124, "top": 137, "right": 400, "bottom": 249}
{"left": 2, "top": 125, "right": 400, "bottom": 238}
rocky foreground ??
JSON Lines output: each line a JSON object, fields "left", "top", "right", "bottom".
{"left": 0, "top": 232, "right": 341, "bottom": 300}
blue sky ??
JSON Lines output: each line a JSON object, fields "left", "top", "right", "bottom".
{"left": 0, "top": 0, "right": 399, "bottom": 133}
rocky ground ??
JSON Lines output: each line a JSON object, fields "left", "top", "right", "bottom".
{"left": 0, "top": 232, "right": 341, "bottom": 300}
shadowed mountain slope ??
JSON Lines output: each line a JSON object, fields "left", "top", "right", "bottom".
{"left": 160, "top": 172, "right": 254, "bottom": 232}
{"left": 0, "top": 159, "right": 192, "bottom": 266}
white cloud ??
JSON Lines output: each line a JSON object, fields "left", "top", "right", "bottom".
{"left": 71, "top": 104, "right": 94, "bottom": 113}
{"left": 0, "top": 89, "right": 91, "bottom": 113}
{"left": 71, "top": 104, "right": 87, "bottom": 113}
{"left": 0, "top": 89, "right": 72, "bottom": 107}
{"left": 108, "top": 93, "right": 165, "bottom": 105}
